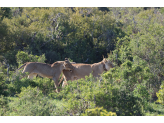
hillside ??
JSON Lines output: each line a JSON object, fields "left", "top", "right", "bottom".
{"left": 0, "top": 7, "right": 164, "bottom": 116}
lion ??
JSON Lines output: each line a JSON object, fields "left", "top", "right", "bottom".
{"left": 17, "top": 58, "right": 73, "bottom": 93}
{"left": 59, "top": 58, "right": 114, "bottom": 87}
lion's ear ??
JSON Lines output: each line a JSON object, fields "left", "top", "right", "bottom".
{"left": 103, "top": 58, "right": 106, "bottom": 61}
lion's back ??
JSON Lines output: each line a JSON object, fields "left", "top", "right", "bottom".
{"left": 24, "top": 62, "right": 52, "bottom": 74}
{"left": 63, "top": 64, "right": 92, "bottom": 81}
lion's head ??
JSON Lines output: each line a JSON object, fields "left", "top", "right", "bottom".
{"left": 63, "top": 58, "right": 74, "bottom": 71}
{"left": 103, "top": 58, "right": 114, "bottom": 71}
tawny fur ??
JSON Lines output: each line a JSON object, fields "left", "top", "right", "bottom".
{"left": 60, "top": 58, "right": 114, "bottom": 87}
{"left": 17, "top": 60, "right": 73, "bottom": 93}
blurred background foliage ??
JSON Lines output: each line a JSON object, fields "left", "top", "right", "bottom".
{"left": 0, "top": 7, "right": 126, "bottom": 66}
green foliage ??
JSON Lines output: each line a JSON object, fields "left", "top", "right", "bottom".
{"left": 0, "top": 95, "right": 9, "bottom": 116}
{"left": 82, "top": 107, "right": 117, "bottom": 116}
{"left": 0, "top": 7, "right": 12, "bottom": 19}
{"left": 18, "top": 86, "right": 43, "bottom": 99}
{"left": 16, "top": 51, "right": 46, "bottom": 65}
{"left": 1, "top": 7, "right": 164, "bottom": 116}
{"left": 7, "top": 75, "right": 55, "bottom": 97}
{"left": 0, "top": 7, "right": 126, "bottom": 64}
{"left": 52, "top": 73, "right": 146, "bottom": 116}
{"left": 0, "top": 74, "right": 9, "bottom": 96}
{"left": 102, "top": 57, "right": 154, "bottom": 115}
{"left": 7, "top": 77, "right": 38, "bottom": 96}
{"left": 156, "top": 81, "right": 164, "bottom": 105}
{"left": 32, "top": 77, "right": 54, "bottom": 95}
{"left": 0, "top": 76, "right": 9, "bottom": 96}
{"left": 6, "top": 86, "right": 56, "bottom": 116}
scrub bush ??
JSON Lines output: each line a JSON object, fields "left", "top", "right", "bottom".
{"left": 6, "top": 86, "right": 56, "bottom": 116}
{"left": 82, "top": 107, "right": 117, "bottom": 116}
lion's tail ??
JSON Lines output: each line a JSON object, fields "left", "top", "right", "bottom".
{"left": 13, "top": 63, "right": 27, "bottom": 75}
{"left": 17, "top": 63, "right": 27, "bottom": 70}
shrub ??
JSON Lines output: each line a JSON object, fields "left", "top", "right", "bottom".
{"left": 133, "top": 83, "right": 151, "bottom": 101}
{"left": 156, "top": 81, "right": 164, "bottom": 105}
{"left": 0, "top": 74, "right": 9, "bottom": 96}
{"left": 6, "top": 86, "right": 56, "bottom": 116}
{"left": 16, "top": 51, "right": 46, "bottom": 67}
{"left": 7, "top": 76, "right": 38, "bottom": 96}
{"left": 53, "top": 73, "right": 146, "bottom": 116}
{"left": 81, "top": 107, "right": 117, "bottom": 116}
{"left": 0, "top": 95, "right": 10, "bottom": 116}
{"left": 32, "top": 77, "right": 54, "bottom": 95}
{"left": 7, "top": 71, "right": 56, "bottom": 96}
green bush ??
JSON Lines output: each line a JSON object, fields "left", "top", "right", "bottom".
{"left": 53, "top": 73, "right": 146, "bottom": 116}
{"left": 82, "top": 107, "right": 117, "bottom": 116}
{"left": 6, "top": 86, "right": 56, "bottom": 116}
{"left": 7, "top": 77, "right": 38, "bottom": 96}
{"left": 16, "top": 51, "right": 46, "bottom": 66}
{"left": 0, "top": 74, "right": 9, "bottom": 96}
{"left": 156, "top": 81, "right": 164, "bottom": 105}
{"left": 7, "top": 76, "right": 55, "bottom": 96}
{"left": 0, "top": 95, "right": 9, "bottom": 116}
{"left": 133, "top": 83, "right": 151, "bottom": 101}
{"left": 32, "top": 77, "right": 54, "bottom": 95}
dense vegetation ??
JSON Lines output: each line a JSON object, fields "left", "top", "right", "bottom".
{"left": 0, "top": 7, "right": 164, "bottom": 116}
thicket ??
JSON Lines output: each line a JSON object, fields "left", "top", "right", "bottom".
{"left": 0, "top": 7, "right": 125, "bottom": 66}
{"left": 0, "top": 7, "right": 164, "bottom": 116}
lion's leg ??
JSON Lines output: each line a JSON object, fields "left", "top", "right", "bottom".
{"left": 53, "top": 77, "right": 60, "bottom": 93}
{"left": 19, "top": 66, "right": 30, "bottom": 80}
{"left": 28, "top": 73, "right": 37, "bottom": 79}
{"left": 92, "top": 72, "right": 99, "bottom": 78}
{"left": 62, "top": 80, "right": 68, "bottom": 88}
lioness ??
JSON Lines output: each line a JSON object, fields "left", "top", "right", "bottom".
{"left": 59, "top": 58, "right": 114, "bottom": 87}
{"left": 17, "top": 59, "right": 73, "bottom": 93}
